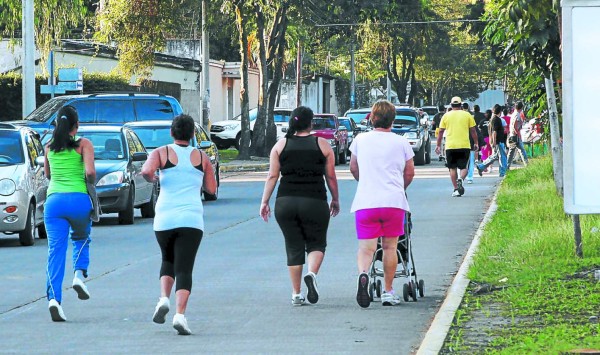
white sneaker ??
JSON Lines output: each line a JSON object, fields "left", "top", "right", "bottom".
{"left": 304, "top": 272, "right": 319, "bottom": 304}
{"left": 48, "top": 299, "right": 66, "bottom": 322}
{"left": 291, "top": 293, "right": 305, "bottom": 306}
{"left": 452, "top": 189, "right": 461, "bottom": 197}
{"left": 152, "top": 297, "right": 170, "bottom": 324}
{"left": 466, "top": 179, "right": 473, "bottom": 184}
{"left": 381, "top": 291, "right": 402, "bottom": 306}
{"left": 72, "top": 276, "right": 90, "bottom": 300}
{"left": 172, "top": 313, "right": 192, "bottom": 335}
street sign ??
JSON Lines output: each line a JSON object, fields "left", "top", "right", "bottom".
{"left": 40, "top": 85, "right": 65, "bottom": 95}
{"left": 58, "top": 68, "right": 83, "bottom": 82}
{"left": 57, "top": 81, "right": 83, "bottom": 91}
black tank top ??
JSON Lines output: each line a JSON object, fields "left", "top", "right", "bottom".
{"left": 277, "top": 135, "right": 327, "bottom": 200}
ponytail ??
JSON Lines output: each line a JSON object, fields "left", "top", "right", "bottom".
{"left": 48, "top": 105, "right": 80, "bottom": 152}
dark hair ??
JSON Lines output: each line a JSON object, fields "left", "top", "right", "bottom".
{"left": 462, "top": 102, "right": 470, "bottom": 110}
{"left": 473, "top": 105, "right": 481, "bottom": 112}
{"left": 485, "top": 109, "right": 492, "bottom": 118}
{"left": 286, "top": 106, "right": 313, "bottom": 138}
{"left": 438, "top": 105, "right": 445, "bottom": 111}
{"left": 48, "top": 105, "right": 80, "bottom": 152}
{"left": 516, "top": 101, "right": 524, "bottom": 110}
{"left": 494, "top": 105, "right": 502, "bottom": 115}
{"left": 171, "top": 114, "right": 195, "bottom": 141}
{"left": 370, "top": 100, "right": 396, "bottom": 128}
{"left": 502, "top": 108, "right": 508, "bottom": 115}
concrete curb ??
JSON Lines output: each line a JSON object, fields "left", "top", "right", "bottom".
{"left": 416, "top": 185, "right": 500, "bottom": 355}
{"left": 220, "top": 163, "right": 270, "bottom": 173}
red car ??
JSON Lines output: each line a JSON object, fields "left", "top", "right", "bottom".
{"left": 311, "top": 114, "right": 348, "bottom": 165}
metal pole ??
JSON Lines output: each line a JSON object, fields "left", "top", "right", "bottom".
{"left": 544, "top": 76, "right": 563, "bottom": 196}
{"left": 201, "top": 0, "right": 210, "bottom": 129}
{"left": 48, "top": 50, "right": 55, "bottom": 99}
{"left": 296, "top": 40, "right": 302, "bottom": 107}
{"left": 22, "top": 0, "right": 36, "bottom": 116}
{"left": 386, "top": 73, "right": 392, "bottom": 102}
{"left": 350, "top": 43, "right": 355, "bottom": 109}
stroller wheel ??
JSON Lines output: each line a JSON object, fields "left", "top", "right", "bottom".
{"left": 418, "top": 279, "right": 425, "bottom": 297}
{"left": 410, "top": 280, "right": 418, "bottom": 301}
{"left": 369, "top": 281, "right": 375, "bottom": 301}
{"left": 403, "top": 283, "right": 410, "bottom": 302}
{"left": 375, "top": 280, "right": 382, "bottom": 298}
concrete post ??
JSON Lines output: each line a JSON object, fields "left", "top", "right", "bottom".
{"left": 22, "top": 0, "right": 36, "bottom": 117}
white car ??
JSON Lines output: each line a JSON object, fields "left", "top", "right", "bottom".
{"left": 209, "top": 108, "right": 292, "bottom": 150}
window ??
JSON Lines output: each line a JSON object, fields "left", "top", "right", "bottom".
{"left": 393, "top": 114, "right": 418, "bottom": 126}
{"left": 197, "top": 124, "right": 210, "bottom": 141}
{"left": 273, "top": 110, "right": 291, "bottom": 123}
{"left": 25, "top": 98, "right": 70, "bottom": 123}
{"left": 0, "top": 131, "right": 24, "bottom": 164}
{"left": 96, "top": 100, "right": 135, "bottom": 124}
{"left": 135, "top": 100, "right": 175, "bottom": 121}
{"left": 129, "top": 131, "right": 146, "bottom": 153}
{"left": 70, "top": 100, "right": 97, "bottom": 123}
{"left": 339, "top": 120, "right": 353, "bottom": 131}
{"left": 131, "top": 126, "right": 172, "bottom": 150}
{"left": 25, "top": 133, "right": 39, "bottom": 168}
{"left": 77, "top": 132, "right": 125, "bottom": 160}
{"left": 125, "top": 132, "right": 138, "bottom": 157}
{"left": 312, "top": 117, "right": 336, "bottom": 130}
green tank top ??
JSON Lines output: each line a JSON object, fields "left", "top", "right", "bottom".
{"left": 47, "top": 148, "right": 87, "bottom": 195}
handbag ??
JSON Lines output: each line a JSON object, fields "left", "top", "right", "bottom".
{"left": 86, "top": 181, "right": 101, "bottom": 222}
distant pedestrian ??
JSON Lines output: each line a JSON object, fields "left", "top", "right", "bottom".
{"left": 501, "top": 108, "right": 510, "bottom": 143}
{"left": 477, "top": 105, "right": 508, "bottom": 177}
{"left": 506, "top": 101, "right": 529, "bottom": 170}
{"left": 472, "top": 105, "right": 486, "bottom": 126}
{"left": 260, "top": 106, "right": 340, "bottom": 306}
{"left": 478, "top": 109, "right": 492, "bottom": 164}
{"left": 435, "top": 97, "right": 478, "bottom": 196}
{"left": 462, "top": 102, "right": 477, "bottom": 184}
{"left": 44, "top": 105, "right": 96, "bottom": 322}
{"left": 350, "top": 100, "right": 415, "bottom": 307}
{"left": 432, "top": 104, "right": 445, "bottom": 138}
{"left": 141, "top": 114, "right": 217, "bottom": 335}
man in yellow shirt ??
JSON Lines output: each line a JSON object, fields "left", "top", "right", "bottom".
{"left": 435, "top": 96, "right": 479, "bottom": 197}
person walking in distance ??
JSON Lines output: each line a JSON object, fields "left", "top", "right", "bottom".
{"left": 435, "top": 97, "right": 478, "bottom": 197}
{"left": 141, "top": 114, "right": 217, "bottom": 335}
{"left": 506, "top": 101, "right": 529, "bottom": 170}
{"left": 350, "top": 100, "right": 415, "bottom": 307}
{"left": 260, "top": 106, "right": 340, "bottom": 306}
{"left": 44, "top": 105, "right": 96, "bottom": 322}
{"left": 432, "top": 104, "right": 445, "bottom": 138}
{"left": 476, "top": 105, "right": 508, "bottom": 177}
{"left": 462, "top": 102, "right": 477, "bottom": 184}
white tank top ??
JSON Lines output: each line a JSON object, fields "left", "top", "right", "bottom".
{"left": 153, "top": 144, "right": 205, "bottom": 231}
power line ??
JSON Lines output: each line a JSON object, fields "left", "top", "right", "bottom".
{"left": 315, "top": 19, "right": 488, "bottom": 27}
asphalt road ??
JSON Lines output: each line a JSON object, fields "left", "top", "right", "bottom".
{"left": 0, "top": 151, "right": 501, "bottom": 354}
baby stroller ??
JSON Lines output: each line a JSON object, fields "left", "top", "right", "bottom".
{"left": 367, "top": 212, "right": 424, "bottom": 302}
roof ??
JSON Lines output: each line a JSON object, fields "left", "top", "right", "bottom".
{"left": 124, "top": 120, "right": 174, "bottom": 128}
{"left": 78, "top": 125, "right": 125, "bottom": 133}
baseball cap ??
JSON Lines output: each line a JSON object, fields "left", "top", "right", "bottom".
{"left": 450, "top": 96, "right": 462, "bottom": 105}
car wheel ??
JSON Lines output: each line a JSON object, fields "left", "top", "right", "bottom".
{"left": 140, "top": 184, "right": 157, "bottom": 218}
{"left": 203, "top": 166, "right": 219, "bottom": 201}
{"left": 38, "top": 222, "right": 47, "bottom": 239}
{"left": 19, "top": 203, "right": 35, "bottom": 246}
{"left": 118, "top": 187, "right": 135, "bottom": 225}
{"left": 338, "top": 146, "right": 347, "bottom": 165}
{"left": 414, "top": 144, "right": 426, "bottom": 166}
{"left": 425, "top": 140, "right": 431, "bottom": 164}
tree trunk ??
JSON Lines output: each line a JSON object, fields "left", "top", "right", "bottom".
{"left": 250, "top": 3, "right": 269, "bottom": 157}
{"left": 235, "top": 3, "right": 251, "bottom": 160}
{"left": 544, "top": 76, "right": 563, "bottom": 196}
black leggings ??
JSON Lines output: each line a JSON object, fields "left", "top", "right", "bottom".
{"left": 155, "top": 227, "right": 203, "bottom": 292}
{"left": 275, "top": 196, "right": 330, "bottom": 266}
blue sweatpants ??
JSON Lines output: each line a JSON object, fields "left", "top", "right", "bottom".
{"left": 44, "top": 193, "right": 92, "bottom": 303}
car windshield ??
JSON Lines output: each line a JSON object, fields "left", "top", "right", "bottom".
{"left": 312, "top": 117, "right": 336, "bottom": 129}
{"left": 393, "top": 114, "right": 418, "bottom": 127}
{"left": 274, "top": 111, "right": 291, "bottom": 123}
{"left": 345, "top": 112, "right": 370, "bottom": 124}
{"left": 0, "top": 131, "right": 24, "bottom": 165}
{"left": 77, "top": 132, "right": 126, "bottom": 160}
{"left": 25, "top": 97, "right": 70, "bottom": 122}
{"left": 339, "top": 119, "right": 353, "bottom": 131}
{"left": 130, "top": 126, "right": 194, "bottom": 150}
{"left": 422, "top": 108, "right": 438, "bottom": 116}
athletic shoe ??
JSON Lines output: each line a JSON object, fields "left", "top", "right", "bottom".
{"left": 476, "top": 164, "right": 484, "bottom": 177}
{"left": 356, "top": 273, "right": 371, "bottom": 308}
{"left": 292, "top": 293, "right": 305, "bottom": 306}
{"left": 466, "top": 179, "right": 473, "bottom": 184}
{"left": 457, "top": 178, "right": 465, "bottom": 196}
{"left": 172, "top": 313, "right": 192, "bottom": 335}
{"left": 452, "top": 189, "right": 461, "bottom": 197}
{"left": 381, "top": 291, "right": 402, "bottom": 306}
{"left": 48, "top": 299, "right": 66, "bottom": 322}
{"left": 152, "top": 297, "right": 170, "bottom": 324}
{"left": 304, "top": 272, "right": 319, "bottom": 304}
{"left": 72, "top": 276, "right": 90, "bottom": 300}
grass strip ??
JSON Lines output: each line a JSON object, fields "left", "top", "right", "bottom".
{"left": 443, "top": 155, "right": 600, "bottom": 354}
{"left": 218, "top": 149, "right": 239, "bottom": 163}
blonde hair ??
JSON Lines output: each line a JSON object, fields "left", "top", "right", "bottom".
{"left": 370, "top": 100, "right": 396, "bottom": 128}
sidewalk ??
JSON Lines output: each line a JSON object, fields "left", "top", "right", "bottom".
{"left": 220, "top": 156, "right": 270, "bottom": 173}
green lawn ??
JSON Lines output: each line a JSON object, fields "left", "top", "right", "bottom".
{"left": 444, "top": 155, "right": 600, "bottom": 353}
{"left": 218, "top": 149, "right": 239, "bottom": 163}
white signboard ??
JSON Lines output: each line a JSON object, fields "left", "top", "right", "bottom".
{"left": 562, "top": 0, "right": 600, "bottom": 214}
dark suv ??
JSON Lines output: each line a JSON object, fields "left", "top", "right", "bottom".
{"left": 9, "top": 93, "right": 184, "bottom": 143}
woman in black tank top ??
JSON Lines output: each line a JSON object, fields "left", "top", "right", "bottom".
{"left": 260, "top": 106, "right": 340, "bottom": 306}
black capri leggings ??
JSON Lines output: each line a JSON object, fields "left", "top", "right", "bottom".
{"left": 275, "top": 196, "right": 330, "bottom": 266}
{"left": 155, "top": 227, "right": 203, "bottom": 292}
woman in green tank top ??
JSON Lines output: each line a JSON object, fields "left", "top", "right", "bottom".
{"left": 43, "top": 105, "right": 96, "bottom": 322}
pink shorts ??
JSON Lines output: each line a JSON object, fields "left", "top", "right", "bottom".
{"left": 355, "top": 208, "right": 406, "bottom": 240}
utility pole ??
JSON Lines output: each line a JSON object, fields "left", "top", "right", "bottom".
{"left": 296, "top": 40, "right": 302, "bottom": 107}
{"left": 386, "top": 72, "right": 392, "bottom": 102}
{"left": 350, "top": 43, "right": 355, "bottom": 109}
{"left": 201, "top": 0, "right": 210, "bottom": 129}
{"left": 22, "top": 0, "right": 36, "bottom": 116}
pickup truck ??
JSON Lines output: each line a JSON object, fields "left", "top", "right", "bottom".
{"left": 311, "top": 114, "right": 348, "bottom": 165}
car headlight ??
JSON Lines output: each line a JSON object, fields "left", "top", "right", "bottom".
{"left": 404, "top": 132, "right": 418, "bottom": 139}
{"left": 222, "top": 124, "right": 238, "bottom": 131}
{"left": 97, "top": 171, "right": 125, "bottom": 186}
{"left": 0, "top": 179, "right": 16, "bottom": 196}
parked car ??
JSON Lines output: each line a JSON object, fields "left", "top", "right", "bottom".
{"left": 420, "top": 106, "right": 439, "bottom": 117}
{"left": 124, "top": 120, "right": 221, "bottom": 201}
{"left": 6, "top": 93, "right": 184, "bottom": 144}
{"left": 0, "top": 123, "right": 48, "bottom": 246}
{"left": 311, "top": 114, "right": 348, "bottom": 165}
{"left": 338, "top": 117, "right": 361, "bottom": 154}
{"left": 391, "top": 107, "right": 431, "bottom": 166}
{"left": 210, "top": 107, "right": 292, "bottom": 150}
{"left": 76, "top": 126, "right": 156, "bottom": 225}
{"left": 343, "top": 108, "right": 372, "bottom": 126}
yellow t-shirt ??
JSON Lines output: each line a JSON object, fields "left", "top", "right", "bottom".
{"left": 440, "top": 110, "right": 476, "bottom": 150}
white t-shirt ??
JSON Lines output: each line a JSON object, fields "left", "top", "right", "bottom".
{"left": 349, "top": 131, "right": 415, "bottom": 213}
